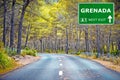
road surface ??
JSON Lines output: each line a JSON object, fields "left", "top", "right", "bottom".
{"left": 0, "top": 54, "right": 120, "bottom": 80}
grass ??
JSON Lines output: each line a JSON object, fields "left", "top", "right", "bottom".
{"left": 78, "top": 52, "right": 120, "bottom": 66}
{"left": 0, "top": 50, "right": 18, "bottom": 74}
{"left": 0, "top": 63, "right": 19, "bottom": 75}
{"left": 78, "top": 53, "right": 97, "bottom": 59}
{"left": 99, "top": 56, "right": 120, "bottom": 66}
{"left": 21, "top": 47, "right": 37, "bottom": 57}
{"left": 77, "top": 52, "right": 120, "bottom": 72}
{"left": 79, "top": 54, "right": 88, "bottom": 58}
{"left": 0, "top": 43, "right": 38, "bottom": 75}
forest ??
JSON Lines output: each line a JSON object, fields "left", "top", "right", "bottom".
{"left": 0, "top": 0, "right": 120, "bottom": 69}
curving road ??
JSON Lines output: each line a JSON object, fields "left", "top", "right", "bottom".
{"left": 0, "top": 54, "right": 120, "bottom": 80}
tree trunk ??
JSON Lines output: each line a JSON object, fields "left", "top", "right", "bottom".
{"left": 53, "top": 27, "right": 57, "bottom": 52}
{"left": 96, "top": 25, "right": 101, "bottom": 57}
{"left": 107, "top": 27, "right": 112, "bottom": 57}
{"left": 65, "top": 27, "right": 69, "bottom": 54}
{"left": 79, "top": 28, "right": 82, "bottom": 50}
{"left": 3, "top": 0, "right": 7, "bottom": 47}
{"left": 85, "top": 26, "right": 89, "bottom": 53}
{"left": 10, "top": 0, "right": 16, "bottom": 49}
{"left": 24, "top": 26, "right": 30, "bottom": 48}
{"left": 17, "top": 0, "right": 30, "bottom": 54}
{"left": 75, "top": 26, "right": 79, "bottom": 52}
{"left": 118, "top": 40, "right": 120, "bottom": 50}
{"left": 39, "top": 39, "right": 43, "bottom": 53}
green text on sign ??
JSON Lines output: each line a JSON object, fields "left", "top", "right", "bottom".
{"left": 78, "top": 3, "right": 114, "bottom": 25}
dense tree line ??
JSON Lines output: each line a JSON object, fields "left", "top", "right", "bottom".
{"left": 0, "top": 0, "right": 120, "bottom": 57}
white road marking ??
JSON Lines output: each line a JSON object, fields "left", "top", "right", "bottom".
{"left": 59, "top": 59, "right": 62, "bottom": 61}
{"left": 58, "top": 58, "right": 61, "bottom": 59}
{"left": 59, "top": 71, "right": 63, "bottom": 76}
{"left": 60, "top": 63, "right": 63, "bottom": 66}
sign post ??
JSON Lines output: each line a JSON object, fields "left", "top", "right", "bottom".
{"left": 78, "top": 3, "right": 114, "bottom": 25}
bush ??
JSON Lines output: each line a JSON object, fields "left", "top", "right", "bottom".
{"left": 21, "top": 50, "right": 27, "bottom": 57}
{"left": 56, "top": 50, "right": 65, "bottom": 53}
{"left": 24, "top": 47, "right": 30, "bottom": 50}
{"left": 45, "top": 49, "right": 52, "bottom": 53}
{"left": 0, "top": 42, "right": 4, "bottom": 49}
{"left": 109, "top": 57, "right": 120, "bottom": 65}
{"left": 8, "top": 49, "right": 17, "bottom": 56}
{"left": 21, "top": 48, "right": 37, "bottom": 57}
{"left": 99, "top": 56, "right": 120, "bottom": 66}
{"left": 32, "top": 49, "right": 37, "bottom": 53}
{"left": 92, "top": 49, "right": 97, "bottom": 53}
{"left": 0, "top": 42, "right": 16, "bottom": 69}
{"left": 0, "top": 52, "right": 15, "bottom": 69}
{"left": 79, "top": 53, "right": 88, "bottom": 58}
{"left": 110, "top": 50, "right": 120, "bottom": 56}
{"left": 68, "top": 49, "right": 74, "bottom": 53}
{"left": 91, "top": 53, "right": 97, "bottom": 59}
{"left": 75, "top": 51, "right": 81, "bottom": 55}
{"left": 27, "top": 50, "right": 37, "bottom": 56}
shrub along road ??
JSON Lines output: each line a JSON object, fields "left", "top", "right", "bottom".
{"left": 0, "top": 53, "right": 120, "bottom": 80}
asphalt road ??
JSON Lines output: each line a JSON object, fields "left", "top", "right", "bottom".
{"left": 1, "top": 54, "right": 120, "bottom": 80}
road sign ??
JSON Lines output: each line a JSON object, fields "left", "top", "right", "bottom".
{"left": 78, "top": 3, "right": 114, "bottom": 25}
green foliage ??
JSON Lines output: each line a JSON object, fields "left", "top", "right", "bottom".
{"left": 68, "top": 49, "right": 74, "bottom": 53}
{"left": 56, "top": 50, "right": 65, "bottom": 53}
{"left": 103, "top": 45, "right": 107, "bottom": 54}
{"left": 0, "top": 42, "right": 4, "bottom": 49}
{"left": 45, "top": 49, "right": 52, "bottom": 53}
{"left": 91, "top": 53, "right": 98, "bottom": 59}
{"left": 112, "top": 57, "right": 120, "bottom": 65}
{"left": 75, "top": 51, "right": 81, "bottom": 55}
{"left": 21, "top": 48, "right": 37, "bottom": 57}
{"left": 0, "top": 53, "right": 14, "bottom": 69}
{"left": 6, "top": 48, "right": 17, "bottom": 56}
{"left": 0, "top": 42, "right": 15, "bottom": 69}
{"left": 21, "top": 50, "right": 26, "bottom": 57}
{"left": 100, "top": 56, "right": 120, "bottom": 66}
{"left": 110, "top": 50, "right": 120, "bottom": 56}
{"left": 92, "top": 49, "right": 97, "bottom": 53}
{"left": 44, "top": 49, "right": 65, "bottom": 53}
{"left": 8, "top": 50, "right": 17, "bottom": 56}
{"left": 24, "top": 47, "right": 30, "bottom": 50}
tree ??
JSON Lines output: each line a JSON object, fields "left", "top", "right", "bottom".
{"left": 96, "top": 25, "right": 101, "bottom": 57}
{"left": 2, "top": 0, "right": 7, "bottom": 47}
{"left": 10, "top": 0, "right": 16, "bottom": 49}
{"left": 84, "top": 26, "right": 89, "bottom": 53}
{"left": 17, "top": 0, "right": 32, "bottom": 54}
{"left": 24, "top": 25, "right": 30, "bottom": 48}
{"left": 65, "top": 27, "right": 69, "bottom": 54}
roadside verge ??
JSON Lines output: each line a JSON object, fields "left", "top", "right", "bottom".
{"left": 0, "top": 55, "right": 40, "bottom": 76}
{"left": 78, "top": 54, "right": 120, "bottom": 73}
